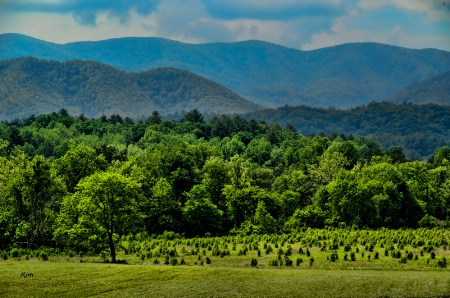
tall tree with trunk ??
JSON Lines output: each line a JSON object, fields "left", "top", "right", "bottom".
{"left": 55, "top": 172, "right": 142, "bottom": 262}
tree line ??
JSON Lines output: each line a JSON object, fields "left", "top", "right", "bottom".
{"left": 245, "top": 102, "right": 450, "bottom": 160}
{"left": 1, "top": 109, "right": 449, "bottom": 262}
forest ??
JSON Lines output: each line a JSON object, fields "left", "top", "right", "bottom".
{"left": 1, "top": 109, "right": 450, "bottom": 263}
{"left": 246, "top": 102, "right": 450, "bottom": 160}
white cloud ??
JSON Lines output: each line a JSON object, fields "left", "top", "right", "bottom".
{"left": 0, "top": 0, "right": 448, "bottom": 51}
{"left": 301, "top": 0, "right": 450, "bottom": 50}
{"left": 359, "top": 0, "right": 450, "bottom": 21}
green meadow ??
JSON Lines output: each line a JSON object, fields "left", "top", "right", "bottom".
{"left": 2, "top": 260, "right": 450, "bottom": 298}
{"left": 2, "top": 229, "right": 450, "bottom": 298}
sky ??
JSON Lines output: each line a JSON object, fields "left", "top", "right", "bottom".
{"left": 0, "top": 0, "right": 449, "bottom": 51}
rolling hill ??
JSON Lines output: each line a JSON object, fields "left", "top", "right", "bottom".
{"left": 245, "top": 102, "right": 450, "bottom": 160}
{"left": 0, "top": 57, "right": 260, "bottom": 120}
{"left": 2, "top": 33, "right": 450, "bottom": 108}
{"left": 387, "top": 71, "right": 450, "bottom": 105}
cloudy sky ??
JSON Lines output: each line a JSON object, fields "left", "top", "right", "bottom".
{"left": 1, "top": 0, "right": 449, "bottom": 51}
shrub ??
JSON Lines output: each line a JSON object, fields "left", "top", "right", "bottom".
{"left": 407, "top": 251, "right": 414, "bottom": 260}
{"left": 399, "top": 256, "right": 407, "bottom": 264}
{"left": 296, "top": 257, "right": 303, "bottom": 266}
{"left": 269, "top": 259, "right": 279, "bottom": 266}
{"left": 250, "top": 258, "right": 258, "bottom": 267}
{"left": 285, "top": 257, "right": 293, "bottom": 266}
{"left": 170, "top": 257, "right": 178, "bottom": 266}
{"left": 180, "top": 258, "right": 186, "bottom": 265}
{"left": 438, "top": 257, "right": 447, "bottom": 268}
{"left": 392, "top": 251, "right": 401, "bottom": 259}
{"left": 153, "top": 258, "right": 160, "bottom": 265}
{"left": 350, "top": 252, "right": 356, "bottom": 261}
{"left": 41, "top": 252, "right": 48, "bottom": 261}
{"left": 431, "top": 252, "right": 436, "bottom": 259}
{"left": 330, "top": 251, "right": 338, "bottom": 262}
{"left": 206, "top": 257, "right": 211, "bottom": 264}
{"left": 309, "top": 257, "right": 314, "bottom": 266}
{"left": 10, "top": 249, "right": 19, "bottom": 258}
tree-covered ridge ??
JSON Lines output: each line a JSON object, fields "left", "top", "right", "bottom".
{"left": 387, "top": 71, "right": 450, "bottom": 105}
{"left": 0, "top": 57, "right": 260, "bottom": 120}
{"left": 245, "top": 102, "right": 450, "bottom": 160}
{"left": 2, "top": 33, "right": 450, "bottom": 108}
{"left": 1, "top": 109, "right": 450, "bottom": 261}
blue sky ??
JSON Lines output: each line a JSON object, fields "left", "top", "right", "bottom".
{"left": 1, "top": 0, "right": 449, "bottom": 51}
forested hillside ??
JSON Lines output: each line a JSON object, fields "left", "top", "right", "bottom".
{"left": 2, "top": 34, "right": 450, "bottom": 108}
{"left": 1, "top": 109, "right": 450, "bottom": 257}
{"left": 245, "top": 102, "right": 450, "bottom": 160}
{"left": 388, "top": 71, "right": 450, "bottom": 105}
{"left": 0, "top": 57, "right": 260, "bottom": 120}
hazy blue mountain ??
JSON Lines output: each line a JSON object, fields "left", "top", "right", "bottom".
{"left": 245, "top": 102, "right": 450, "bottom": 160}
{"left": 2, "top": 33, "right": 450, "bottom": 108}
{"left": 387, "top": 71, "right": 450, "bottom": 105}
{"left": 0, "top": 57, "right": 260, "bottom": 120}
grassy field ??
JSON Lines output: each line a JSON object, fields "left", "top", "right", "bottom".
{"left": 2, "top": 259, "right": 450, "bottom": 297}
{"left": 3, "top": 229, "right": 450, "bottom": 297}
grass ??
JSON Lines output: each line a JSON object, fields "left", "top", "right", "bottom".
{"left": 3, "top": 229, "right": 450, "bottom": 297}
{"left": 1, "top": 259, "right": 450, "bottom": 297}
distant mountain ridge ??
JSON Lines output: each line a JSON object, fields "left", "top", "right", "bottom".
{"left": 2, "top": 33, "right": 450, "bottom": 108}
{"left": 0, "top": 57, "right": 260, "bottom": 120}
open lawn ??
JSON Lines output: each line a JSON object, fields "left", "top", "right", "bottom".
{"left": 1, "top": 260, "right": 450, "bottom": 297}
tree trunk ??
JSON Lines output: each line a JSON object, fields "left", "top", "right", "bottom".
{"left": 108, "top": 232, "right": 116, "bottom": 263}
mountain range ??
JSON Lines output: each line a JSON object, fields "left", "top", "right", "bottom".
{"left": 2, "top": 33, "right": 450, "bottom": 109}
{"left": 0, "top": 57, "right": 259, "bottom": 120}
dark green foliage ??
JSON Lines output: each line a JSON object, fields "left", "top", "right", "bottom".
{"left": 438, "top": 257, "right": 447, "bottom": 268}
{"left": 246, "top": 102, "right": 450, "bottom": 160}
{"left": 407, "top": 252, "right": 414, "bottom": 260}
{"left": 170, "top": 257, "right": 178, "bottom": 266}
{"left": 269, "top": 259, "right": 279, "bottom": 266}
{"left": 10, "top": 248, "right": 19, "bottom": 258}
{"left": 330, "top": 251, "right": 339, "bottom": 262}
{"left": 392, "top": 251, "right": 402, "bottom": 259}
{"left": 250, "top": 258, "right": 258, "bottom": 267}
{"left": 284, "top": 256, "right": 293, "bottom": 266}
